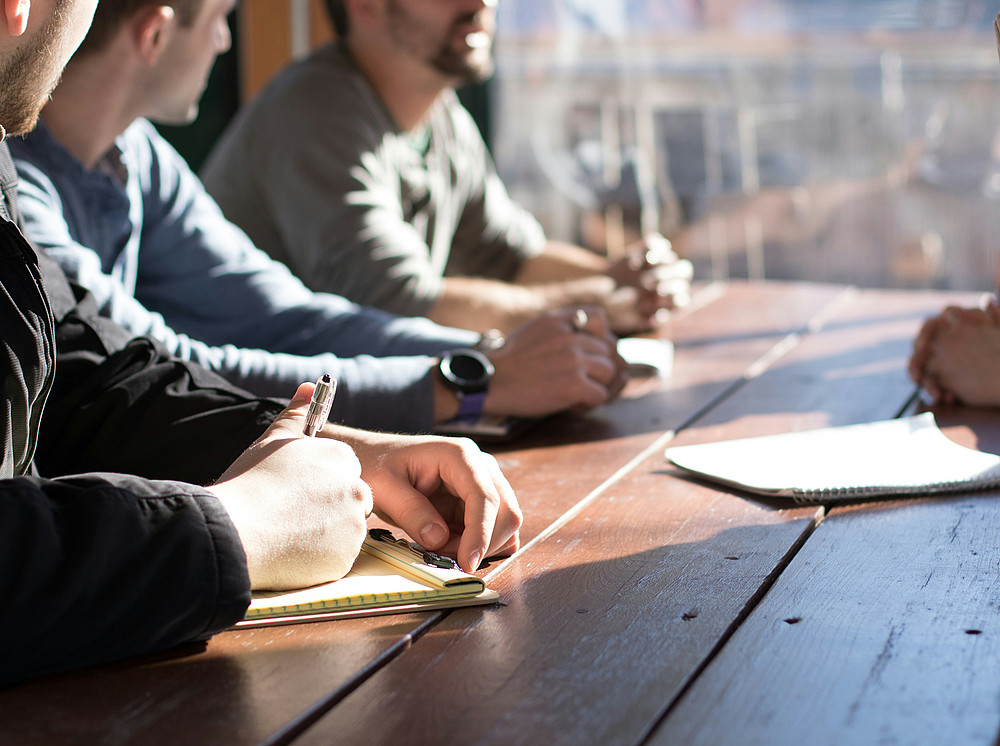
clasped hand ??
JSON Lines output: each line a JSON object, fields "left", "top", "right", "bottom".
{"left": 908, "top": 299, "right": 1000, "bottom": 407}
{"left": 605, "top": 234, "right": 693, "bottom": 334}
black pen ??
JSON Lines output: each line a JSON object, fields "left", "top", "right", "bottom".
{"left": 303, "top": 374, "right": 336, "bottom": 436}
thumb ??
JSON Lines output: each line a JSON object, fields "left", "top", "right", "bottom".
{"left": 269, "top": 381, "right": 317, "bottom": 435}
{"left": 288, "top": 381, "right": 315, "bottom": 409}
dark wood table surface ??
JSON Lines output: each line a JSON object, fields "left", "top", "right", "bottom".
{"left": 2, "top": 281, "right": 997, "bottom": 746}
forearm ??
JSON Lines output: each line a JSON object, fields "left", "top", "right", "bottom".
{"left": 164, "top": 338, "right": 442, "bottom": 434}
{"left": 513, "top": 241, "right": 610, "bottom": 284}
{"left": 428, "top": 274, "right": 615, "bottom": 333}
{"left": 427, "top": 276, "right": 544, "bottom": 332}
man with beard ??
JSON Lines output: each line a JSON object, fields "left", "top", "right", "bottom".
{"left": 201, "top": 0, "right": 693, "bottom": 336}
{"left": 0, "top": 0, "right": 522, "bottom": 686}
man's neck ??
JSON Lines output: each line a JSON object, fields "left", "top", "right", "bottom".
{"left": 346, "top": 39, "right": 452, "bottom": 132}
{"left": 40, "top": 56, "right": 140, "bottom": 170}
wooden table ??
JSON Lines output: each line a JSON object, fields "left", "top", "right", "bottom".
{"left": 2, "top": 281, "right": 998, "bottom": 746}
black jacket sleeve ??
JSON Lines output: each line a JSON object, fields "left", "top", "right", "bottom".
{"left": 0, "top": 143, "right": 270, "bottom": 687}
{"left": 34, "top": 248, "right": 286, "bottom": 485}
{"left": 0, "top": 473, "right": 251, "bottom": 687}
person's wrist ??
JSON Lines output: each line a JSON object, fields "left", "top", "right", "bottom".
{"left": 431, "top": 369, "right": 461, "bottom": 422}
{"left": 544, "top": 276, "right": 616, "bottom": 307}
{"left": 437, "top": 349, "right": 494, "bottom": 422}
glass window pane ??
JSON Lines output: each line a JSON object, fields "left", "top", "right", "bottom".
{"left": 493, "top": 0, "right": 999, "bottom": 289}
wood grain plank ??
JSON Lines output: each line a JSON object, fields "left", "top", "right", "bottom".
{"left": 295, "top": 459, "right": 822, "bottom": 746}
{"left": 651, "top": 461, "right": 1000, "bottom": 745}
{"left": 0, "top": 614, "right": 446, "bottom": 746}
{"left": 292, "top": 287, "right": 967, "bottom": 745}
{"left": 645, "top": 294, "right": 1000, "bottom": 746}
{"left": 662, "top": 287, "right": 980, "bottom": 443}
{"left": 492, "top": 281, "right": 849, "bottom": 542}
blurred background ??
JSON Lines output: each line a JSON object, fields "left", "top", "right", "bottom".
{"left": 185, "top": 0, "right": 1000, "bottom": 292}
{"left": 491, "top": 0, "right": 1000, "bottom": 290}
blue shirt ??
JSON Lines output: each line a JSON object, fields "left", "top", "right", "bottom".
{"left": 11, "top": 119, "right": 478, "bottom": 432}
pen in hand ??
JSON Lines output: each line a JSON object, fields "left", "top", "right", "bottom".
{"left": 303, "top": 375, "right": 337, "bottom": 436}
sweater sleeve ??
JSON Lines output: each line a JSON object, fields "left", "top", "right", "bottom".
{"left": 13, "top": 123, "right": 478, "bottom": 433}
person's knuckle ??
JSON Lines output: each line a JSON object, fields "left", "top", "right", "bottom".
{"left": 509, "top": 502, "right": 524, "bottom": 529}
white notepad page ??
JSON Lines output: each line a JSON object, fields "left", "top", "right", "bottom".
{"left": 665, "top": 413, "right": 1000, "bottom": 500}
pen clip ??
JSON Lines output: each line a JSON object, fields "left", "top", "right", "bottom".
{"left": 368, "top": 528, "right": 459, "bottom": 570}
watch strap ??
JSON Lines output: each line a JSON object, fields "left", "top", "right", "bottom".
{"left": 456, "top": 390, "right": 488, "bottom": 422}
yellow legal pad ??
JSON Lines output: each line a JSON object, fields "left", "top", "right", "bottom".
{"left": 236, "top": 529, "right": 499, "bottom": 628}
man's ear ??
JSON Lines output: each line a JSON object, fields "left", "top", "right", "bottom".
{"left": 132, "top": 4, "right": 175, "bottom": 64}
{"left": 4, "top": 0, "right": 30, "bottom": 37}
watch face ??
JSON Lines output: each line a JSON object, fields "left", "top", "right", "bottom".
{"left": 441, "top": 350, "right": 494, "bottom": 392}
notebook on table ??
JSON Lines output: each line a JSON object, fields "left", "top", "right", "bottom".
{"left": 664, "top": 413, "right": 1000, "bottom": 504}
{"left": 236, "top": 528, "right": 499, "bottom": 628}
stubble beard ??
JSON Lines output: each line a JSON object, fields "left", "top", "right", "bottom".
{"left": 0, "top": 2, "right": 71, "bottom": 137}
{"left": 429, "top": 44, "right": 494, "bottom": 84}
{"left": 385, "top": 0, "right": 495, "bottom": 85}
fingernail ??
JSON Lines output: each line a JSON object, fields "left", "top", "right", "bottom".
{"left": 469, "top": 550, "right": 484, "bottom": 571}
{"left": 419, "top": 523, "right": 448, "bottom": 548}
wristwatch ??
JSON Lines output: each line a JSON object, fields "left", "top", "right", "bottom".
{"left": 438, "top": 348, "right": 495, "bottom": 421}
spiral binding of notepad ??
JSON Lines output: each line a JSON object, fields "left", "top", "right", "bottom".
{"left": 787, "top": 467, "right": 1000, "bottom": 504}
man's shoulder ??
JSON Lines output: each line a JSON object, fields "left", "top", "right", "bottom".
{"left": 256, "top": 43, "right": 366, "bottom": 111}
{"left": 121, "top": 119, "right": 196, "bottom": 181}
{"left": 215, "top": 43, "right": 391, "bottom": 162}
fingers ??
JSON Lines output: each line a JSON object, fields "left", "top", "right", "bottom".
{"left": 288, "top": 381, "right": 314, "bottom": 408}
{"left": 650, "top": 259, "right": 693, "bottom": 309}
{"left": 560, "top": 306, "right": 626, "bottom": 384}
{"left": 609, "top": 237, "right": 692, "bottom": 331}
{"left": 366, "top": 438, "right": 523, "bottom": 573}
{"left": 642, "top": 233, "right": 677, "bottom": 266}
{"left": 577, "top": 334, "right": 627, "bottom": 394}
{"left": 455, "top": 453, "right": 521, "bottom": 571}
{"left": 491, "top": 309, "right": 627, "bottom": 415}
{"left": 908, "top": 318, "right": 939, "bottom": 383}
{"left": 563, "top": 304, "right": 610, "bottom": 338}
{"left": 909, "top": 305, "right": 994, "bottom": 400}
{"left": 565, "top": 311, "right": 629, "bottom": 405}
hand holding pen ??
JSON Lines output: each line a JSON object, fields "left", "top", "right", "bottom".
{"left": 298, "top": 374, "right": 522, "bottom": 572}
{"left": 207, "top": 380, "right": 371, "bottom": 590}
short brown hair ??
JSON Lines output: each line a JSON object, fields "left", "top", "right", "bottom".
{"left": 323, "top": 0, "right": 348, "bottom": 38}
{"left": 75, "top": 0, "right": 204, "bottom": 57}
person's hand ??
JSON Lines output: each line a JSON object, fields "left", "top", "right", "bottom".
{"left": 909, "top": 306, "right": 986, "bottom": 392}
{"left": 208, "top": 383, "right": 373, "bottom": 590}
{"left": 605, "top": 234, "right": 693, "bottom": 333}
{"left": 326, "top": 427, "right": 522, "bottom": 572}
{"left": 909, "top": 313, "right": 946, "bottom": 398}
{"left": 483, "top": 306, "right": 628, "bottom": 418}
{"left": 914, "top": 303, "right": 1000, "bottom": 407}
